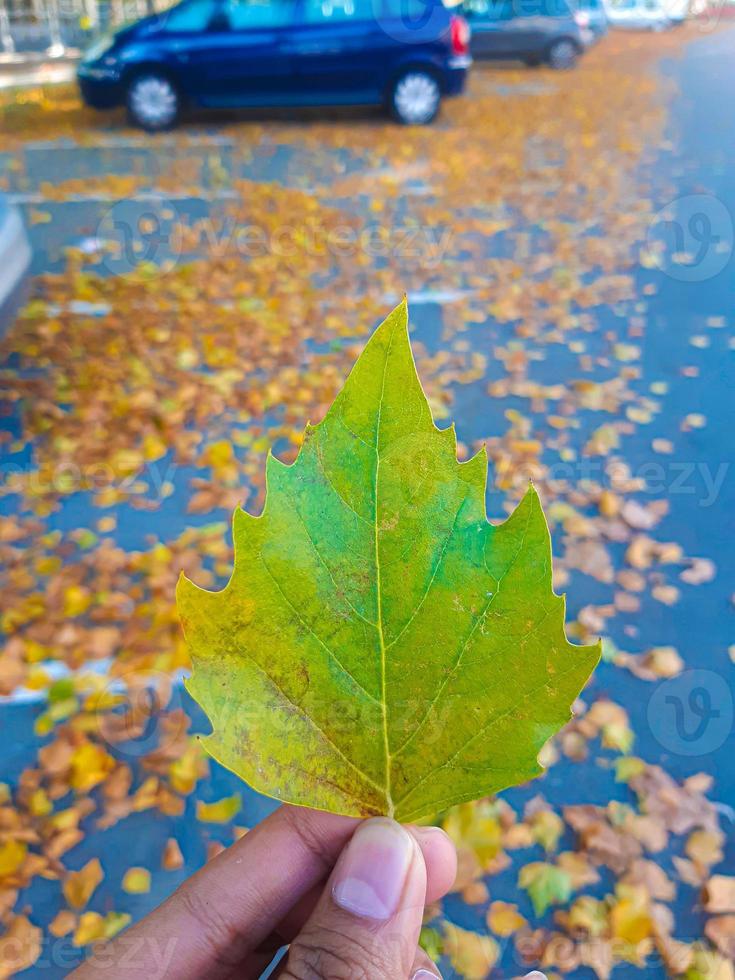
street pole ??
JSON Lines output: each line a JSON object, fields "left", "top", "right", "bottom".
{"left": 0, "top": 0, "right": 15, "bottom": 54}
{"left": 46, "top": 0, "right": 65, "bottom": 56}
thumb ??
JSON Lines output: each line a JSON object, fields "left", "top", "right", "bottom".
{"left": 281, "top": 817, "right": 433, "bottom": 980}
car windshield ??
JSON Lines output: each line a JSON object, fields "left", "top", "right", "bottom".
{"left": 463, "top": 0, "right": 570, "bottom": 15}
{"left": 162, "top": 0, "right": 218, "bottom": 31}
{"left": 516, "top": 0, "right": 572, "bottom": 15}
{"left": 462, "top": 0, "right": 511, "bottom": 18}
{"left": 223, "top": 0, "right": 295, "bottom": 26}
{"left": 301, "top": 0, "right": 374, "bottom": 21}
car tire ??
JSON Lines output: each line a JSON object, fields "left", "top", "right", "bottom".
{"left": 546, "top": 37, "right": 579, "bottom": 71}
{"left": 547, "top": 38, "right": 579, "bottom": 69}
{"left": 126, "top": 72, "right": 180, "bottom": 132}
{"left": 389, "top": 70, "right": 441, "bottom": 126}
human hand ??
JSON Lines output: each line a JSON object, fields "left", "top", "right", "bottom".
{"left": 69, "top": 804, "right": 458, "bottom": 979}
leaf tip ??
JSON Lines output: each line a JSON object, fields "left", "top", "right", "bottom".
{"left": 175, "top": 570, "right": 195, "bottom": 607}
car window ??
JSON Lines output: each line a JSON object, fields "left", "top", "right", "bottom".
{"left": 463, "top": 0, "right": 513, "bottom": 19}
{"left": 223, "top": 0, "right": 294, "bottom": 27}
{"left": 300, "top": 0, "right": 374, "bottom": 22}
{"left": 512, "top": 0, "right": 569, "bottom": 14}
{"left": 386, "top": 0, "right": 444, "bottom": 17}
{"left": 519, "top": 0, "right": 571, "bottom": 15}
{"left": 162, "top": 0, "right": 217, "bottom": 31}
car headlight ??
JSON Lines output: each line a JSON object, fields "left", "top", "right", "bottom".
{"left": 81, "top": 34, "right": 116, "bottom": 64}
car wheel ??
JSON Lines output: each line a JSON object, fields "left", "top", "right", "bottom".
{"left": 547, "top": 38, "right": 579, "bottom": 69}
{"left": 126, "top": 73, "right": 180, "bottom": 131}
{"left": 390, "top": 70, "right": 441, "bottom": 126}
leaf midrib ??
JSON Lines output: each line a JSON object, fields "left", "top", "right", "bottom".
{"left": 374, "top": 321, "right": 396, "bottom": 818}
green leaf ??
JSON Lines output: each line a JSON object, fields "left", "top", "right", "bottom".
{"left": 518, "top": 862, "right": 573, "bottom": 916}
{"left": 177, "top": 301, "right": 600, "bottom": 821}
{"left": 419, "top": 926, "right": 443, "bottom": 963}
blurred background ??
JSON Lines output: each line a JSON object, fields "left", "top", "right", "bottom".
{"left": 0, "top": 0, "right": 734, "bottom": 976}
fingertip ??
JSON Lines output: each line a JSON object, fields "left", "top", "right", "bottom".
{"left": 408, "top": 825, "right": 457, "bottom": 903}
{"left": 410, "top": 945, "right": 443, "bottom": 979}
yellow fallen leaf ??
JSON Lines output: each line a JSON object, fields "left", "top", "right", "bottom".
{"left": 442, "top": 801, "right": 503, "bottom": 869}
{"left": 73, "top": 911, "right": 131, "bottom": 948}
{"left": 0, "top": 839, "right": 27, "bottom": 880}
{"left": 63, "top": 858, "right": 104, "bottom": 910}
{"left": 486, "top": 900, "right": 527, "bottom": 937}
{"left": 70, "top": 743, "right": 115, "bottom": 793}
{"left": 73, "top": 912, "right": 106, "bottom": 947}
{"left": 29, "top": 788, "right": 53, "bottom": 817}
{"left": 143, "top": 433, "right": 168, "bottom": 462}
{"left": 122, "top": 867, "right": 151, "bottom": 895}
{"left": 444, "top": 922, "right": 498, "bottom": 980}
{"left": 610, "top": 884, "right": 653, "bottom": 944}
{"left": 197, "top": 794, "right": 241, "bottom": 824}
{"left": 169, "top": 742, "right": 205, "bottom": 795}
{"left": 63, "top": 585, "right": 92, "bottom": 617}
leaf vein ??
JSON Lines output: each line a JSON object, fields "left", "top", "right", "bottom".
{"left": 392, "top": 505, "right": 533, "bottom": 759}
{"left": 394, "top": 655, "right": 586, "bottom": 813}
{"left": 258, "top": 553, "right": 380, "bottom": 706}
{"left": 289, "top": 499, "right": 378, "bottom": 630}
{"left": 385, "top": 492, "right": 470, "bottom": 651}
{"left": 246, "top": 654, "right": 386, "bottom": 802}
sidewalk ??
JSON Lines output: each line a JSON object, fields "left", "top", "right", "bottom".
{"left": 0, "top": 50, "right": 79, "bottom": 88}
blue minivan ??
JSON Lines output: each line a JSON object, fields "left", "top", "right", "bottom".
{"left": 78, "top": 0, "right": 471, "bottom": 128}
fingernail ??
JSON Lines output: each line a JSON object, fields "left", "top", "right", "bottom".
{"left": 412, "top": 970, "right": 441, "bottom": 979}
{"left": 411, "top": 825, "right": 450, "bottom": 843}
{"left": 332, "top": 818, "right": 413, "bottom": 920}
{"left": 524, "top": 973, "right": 549, "bottom": 979}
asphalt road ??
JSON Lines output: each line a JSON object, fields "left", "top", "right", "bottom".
{"left": 1, "top": 27, "right": 734, "bottom": 978}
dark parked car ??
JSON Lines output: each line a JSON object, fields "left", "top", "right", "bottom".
{"left": 573, "top": 0, "right": 608, "bottom": 38}
{"left": 462, "top": 0, "right": 591, "bottom": 68}
{"left": 78, "top": 0, "right": 471, "bottom": 128}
